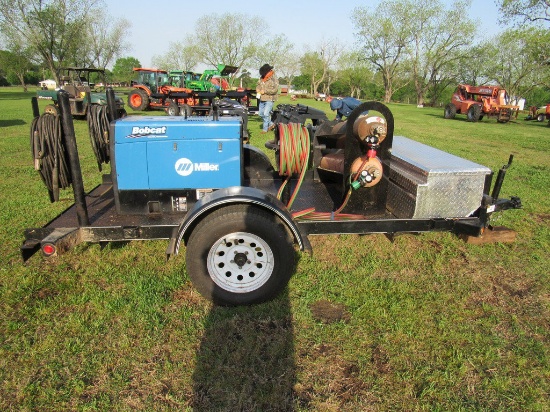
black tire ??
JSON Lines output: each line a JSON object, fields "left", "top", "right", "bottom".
{"left": 444, "top": 103, "right": 456, "bottom": 119}
{"left": 185, "top": 204, "right": 296, "bottom": 306}
{"left": 127, "top": 89, "right": 149, "bottom": 111}
{"left": 179, "top": 104, "right": 192, "bottom": 117}
{"left": 537, "top": 113, "right": 545, "bottom": 122}
{"left": 467, "top": 105, "right": 481, "bottom": 122}
{"left": 166, "top": 101, "right": 179, "bottom": 116}
{"left": 118, "top": 108, "right": 127, "bottom": 118}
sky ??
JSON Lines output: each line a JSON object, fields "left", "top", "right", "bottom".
{"left": 107, "top": 0, "right": 505, "bottom": 70}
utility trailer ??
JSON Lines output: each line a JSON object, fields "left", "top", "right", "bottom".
{"left": 22, "top": 91, "right": 522, "bottom": 305}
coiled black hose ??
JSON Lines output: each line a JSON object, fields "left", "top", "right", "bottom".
{"left": 30, "top": 113, "right": 72, "bottom": 201}
{"left": 87, "top": 104, "right": 111, "bottom": 170}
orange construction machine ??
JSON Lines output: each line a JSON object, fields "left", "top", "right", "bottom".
{"left": 444, "top": 84, "right": 519, "bottom": 123}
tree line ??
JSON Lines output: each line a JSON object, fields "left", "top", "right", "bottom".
{"left": 1, "top": 0, "right": 549, "bottom": 106}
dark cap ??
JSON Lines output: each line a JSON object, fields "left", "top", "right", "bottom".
{"left": 259, "top": 64, "right": 274, "bottom": 78}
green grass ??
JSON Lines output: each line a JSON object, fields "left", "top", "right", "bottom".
{"left": 1, "top": 86, "right": 549, "bottom": 411}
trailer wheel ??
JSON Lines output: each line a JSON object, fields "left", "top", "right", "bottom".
{"left": 537, "top": 113, "right": 545, "bottom": 122}
{"left": 179, "top": 104, "right": 192, "bottom": 117}
{"left": 467, "top": 105, "right": 481, "bottom": 122}
{"left": 185, "top": 204, "right": 296, "bottom": 306}
{"left": 444, "top": 103, "right": 456, "bottom": 119}
{"left": 127, "top": 89, "right": 149, "bottom": 111}
{"left": 166, "top": 101, "right": 179, "bottom": 116}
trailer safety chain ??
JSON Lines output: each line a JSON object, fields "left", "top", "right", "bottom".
{"left": 87, "top": 104, "right": 110, "bottom": 170}
{"left": 30, "top": 113, "right": 72, "bottom": 201}
{"left": 276, "top": 122, "right": 364, "bottom": 221}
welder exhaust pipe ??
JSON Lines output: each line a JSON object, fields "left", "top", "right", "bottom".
{"left": 491, "top": 154, "right": 513, "bottom": 201}
{"left": 57, "top": 90, "right": 90, "bottom": 227}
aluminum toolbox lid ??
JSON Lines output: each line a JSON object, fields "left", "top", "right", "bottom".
{"left": 391, "top": 135, "right": 491, "bottom": 176}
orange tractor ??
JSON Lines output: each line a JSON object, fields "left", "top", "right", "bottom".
{"left": 444, "top": 84, "right": 519, "bottom": 123}
{"left": 127, "top": 68, "right": 216, "bottom": 116}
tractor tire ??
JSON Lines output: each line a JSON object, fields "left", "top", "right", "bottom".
{"left": 127, "top": 89, "right": 149, "bottom": 111}
{"left": 179, "top": 104, "right": 192, "bottom": 117}
{"left": 467, "top": 105, "right": 482, "bottom": 122}
{"left": 185, "top": 204, "right": 296, "bottom": 306}
{"left": 166, "top": 101, "right": 179, "bottom": 116}
{"left": 444, "top": 103, "right": 456, "bottom": 119}
{"left": 537, "top": 113, "right": 545, "bottom": 122}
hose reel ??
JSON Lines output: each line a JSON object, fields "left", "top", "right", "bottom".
{"left": 87, "top": 104, "right": 111, "bottom": 170}
{"left": 30, "top": 112, "right": 72, "bottom": 202}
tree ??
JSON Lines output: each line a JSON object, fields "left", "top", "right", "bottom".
{"left": 404, "top": 0, "right": 476, "bottom": 106}
{"left": 111, "top": 56, "right": 140, "bottom": 85}
{"left": 252, "top": 34, "right": 295, "bottom": 72}
{"left": 335, "top": 52, "right": 374, "bottom": 98}
{"left": 85, "top": 11, "right": 131, "bottom": 69}
{"left": 152, "top": 37, "right": 200, "bottom": 71}
{"left": 0, "top": 0, "right": 103, "bottom": 82}
{"left": 192, "top": 13, "right": 264, "bottom": 84}
{"left": 497, "top": 0, "right": 550, "bottom": 24}
{"left": 352, "top": 1, "right": 411, "bottom": 102}
{"left": 0, "top": 48, "right": 34, "bottom": 91}
{"left": 300, "top": 38, "right": 345, "bottom": 95}
{"left": 452, "top": 43, "right": 494, "bottom": 86}
{"left": 483, "top": 28, "right": 550, "bottom": 99}
{"left": 300, "top": 52, "right": 323, "bottom": 95}
{"left": 275, "top": 51, "right": 301, "bottom": 91}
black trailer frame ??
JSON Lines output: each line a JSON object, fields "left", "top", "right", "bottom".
{"left": 21, "top": 92, "right": 522, "bottom": 262}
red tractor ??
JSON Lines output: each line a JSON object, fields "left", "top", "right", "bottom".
{"left": 444, "top": 84, "right": 519, "bottom": 123}
{"left": 127, "top": 68, "right": 211, "bottom": 116}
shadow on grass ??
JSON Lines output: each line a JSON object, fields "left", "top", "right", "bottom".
{"left": 191, "top": 291, "right": 296, "bottom": 411}
{"left": 0, "top": 119, "right": 26, "bottom": 127}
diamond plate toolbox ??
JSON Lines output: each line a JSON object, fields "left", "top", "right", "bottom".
{"left": 387, "top": 136, "right": 491, "bottom": 218}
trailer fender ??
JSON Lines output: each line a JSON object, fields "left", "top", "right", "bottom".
{"left": 166, "top": 186, "right": 311, "bottom": 258}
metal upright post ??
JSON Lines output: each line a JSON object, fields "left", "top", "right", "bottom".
{"left": 57, "top": 90, "right": 90, "bottom": 226}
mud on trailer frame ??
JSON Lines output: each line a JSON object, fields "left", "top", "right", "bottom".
{"left": 22, "top": 90, "right": 522, "bottom": 306}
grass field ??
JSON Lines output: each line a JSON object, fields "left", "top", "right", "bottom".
{"left": 1, "top": 87, "right": 549, "bottom": 411}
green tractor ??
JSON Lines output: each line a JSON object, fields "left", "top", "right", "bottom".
{"left": 185, "top": 64, "right": 237, "bottom": 92}
{"left": 37, "top": 67, "right": 126, "bottom": 117}
{"left": 168, "top": 70, "right": 201, "bottom": 88}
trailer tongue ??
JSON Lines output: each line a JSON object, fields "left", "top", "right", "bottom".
{"left": 22, "top": 91, "right": 521, "bottom": 305}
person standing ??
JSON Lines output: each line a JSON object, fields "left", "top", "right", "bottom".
{"left": 256, "top": 64, "right": 279, "bottom": 133}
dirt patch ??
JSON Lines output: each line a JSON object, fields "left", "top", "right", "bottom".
{"left": 309, "top": 299, "right": 351, "bottom": 324}
{"left": 296, "top": 342, "right": 378, "bottom": 409}
{"left": 533, "top": 213, "right": 550, "bottom": 224}
{"left": 370, "top": 344, "right": 391, "bottom": 375}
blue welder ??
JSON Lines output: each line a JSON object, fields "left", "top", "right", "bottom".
{"left": 111, "top": 115, "right": 243, "bottom": 214}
